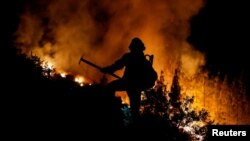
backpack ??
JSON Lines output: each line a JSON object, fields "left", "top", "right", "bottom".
{"left": 140, "top": 54, "right": 158, "bottom": 89}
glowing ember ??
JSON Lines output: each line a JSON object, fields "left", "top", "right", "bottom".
{"left": 41, "top": 61, "right": 55, "bottom": 77}
{"left": 74, "top": 75, "right": 85, "bottom": 85}
{"left": 60, "top": 73, "right": 67, "bottom": 78}
{"left": 42, "top": 62, "right": 53, "bottom": 70}
{"left": 179, "top": 121, "right": 207, "bottom": 141}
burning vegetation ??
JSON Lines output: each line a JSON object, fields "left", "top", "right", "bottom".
{"left": 3, "top": 0, "right": 250, "bottom": 140}
{"left": 13, "top": 53, "right": 215, "bottom": 140}
{"left": 140, "top": 70, "right": 213, "bottom": 140}
{"left": 15, "top": 0, "right": 249, "bottom": 125}
{"left": 13, "top": 53, "right": 245, "bottom": 140}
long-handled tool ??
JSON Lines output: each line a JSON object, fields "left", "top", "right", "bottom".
{"left": 79, "top": 56, "right": 121, "bottom": 79}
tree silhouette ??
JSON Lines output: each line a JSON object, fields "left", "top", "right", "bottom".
{"left": 140, "top": 69, "right": 214, "bottom": 140}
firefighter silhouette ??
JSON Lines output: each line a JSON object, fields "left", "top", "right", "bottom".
{"left": 101, "top": 37, "right": 157, "bottom": 123}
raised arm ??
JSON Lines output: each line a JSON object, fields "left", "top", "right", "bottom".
{"left": 101, "top": 53, "right": 129, "bottom": 73}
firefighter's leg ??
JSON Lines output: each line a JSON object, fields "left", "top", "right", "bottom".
{"left": 127, "top": 89, "right": 141, "bottom": 123}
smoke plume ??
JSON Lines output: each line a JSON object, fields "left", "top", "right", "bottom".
{"left": 15, "top": 0, "right": 204, "bottom": 82}
{"left": 15, "top": 0, "right": 250, "bottom": 124}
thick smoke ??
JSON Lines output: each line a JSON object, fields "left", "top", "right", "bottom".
{"left": 15, "top": 0, "right": 250, "bottom": 124}
{"left": 15, "top": 0, "right": 204, "bottom": 83}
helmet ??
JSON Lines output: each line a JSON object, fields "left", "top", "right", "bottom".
{"left": 129, "top": 37, "right": 145, "bottom": 51}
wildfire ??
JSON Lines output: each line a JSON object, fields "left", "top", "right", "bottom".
{"left": 74, "top": 75, "right": 85, "bottom": 86}
{"left": 178, "top": 71, "right": 249, "bottom": 125}
{"left": 42, "top": 61, "right": 53, "bottom": 70}
{"left": 60, "top": 72, "right": 67, "bottom": 78}
{"left": 40, "top": 60, "right": 89, "bottom": 87}
{"left": 16, "top": 0, "right": 249, "bottom": 128}
{"left": 178, "top": 115, "right": 208, "bottom": 141}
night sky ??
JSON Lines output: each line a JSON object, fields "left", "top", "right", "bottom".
{"left": 188, "top": 0, "right": 249, "bottom": 77}
{"left": 188, "top": 0, "right": 250, "bottom": 97}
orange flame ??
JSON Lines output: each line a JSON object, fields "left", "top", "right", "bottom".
{"left": 60, "top": 72, "right": 67, "bottom": 78}
{"left": 15, "top": 0, "right": 250, "bottom": 125}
